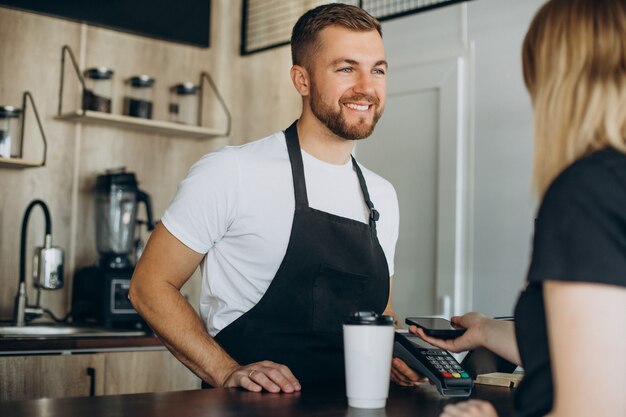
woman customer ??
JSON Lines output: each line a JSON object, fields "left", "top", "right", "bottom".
{"left": 410, "top": 0, "right": 626, "bottom": 416}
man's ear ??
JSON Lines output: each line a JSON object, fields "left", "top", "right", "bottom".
{"left": 290, "top": 64, "right": 310, "bottom": 97}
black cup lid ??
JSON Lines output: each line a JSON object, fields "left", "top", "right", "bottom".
{"left": 0, "top": 105, "right": 21, "bottom": 118}
{"left": 171, "top": 82, "right": 199, "bottom": 95}
{"left": 128, "top": 75, "right": 155, "bottom": 88}
{"left": 96, "top": 168, "right": 138, "bottom": 191}
{"left": 345, "top": 311, "right": 395, "bottom": 326}
{"left": 84, "top": 67, "right": 114, "bottom": 80}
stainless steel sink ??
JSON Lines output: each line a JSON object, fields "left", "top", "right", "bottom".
{"left": 0, "top": 324, "right": 146, "bottom": 339}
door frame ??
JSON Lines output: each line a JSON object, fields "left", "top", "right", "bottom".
{"left": 384, "top": 51, "right": 473, "bottom": 316}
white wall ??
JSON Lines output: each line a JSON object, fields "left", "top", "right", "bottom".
{"left": 380, "top": 0, "right": 546, "bottom": 317}
{"left": 467, "top": 0, "right": 544, "bottom": 316}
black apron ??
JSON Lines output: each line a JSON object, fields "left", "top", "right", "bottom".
{"left": 213, "top": 121, "right": 390, "bottom": 384}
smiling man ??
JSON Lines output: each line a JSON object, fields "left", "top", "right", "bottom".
{"left": 130, "top": 4, "right": 409, "bottom": 393}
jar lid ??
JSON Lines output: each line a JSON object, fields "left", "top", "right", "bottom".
{"left": 345, "top": 311, "right": 395, "bottom": 326}
{"left": 128, "top": 75, "right": 155, "bottom": 88}
{"left": 0, "top": 105, "right": 22, "bottom": 118}
{"left": 171, "top": 82, "right": 199, "bottom": 95}
{"left": 84, "top": 67, "right": 114, "bottom": 80}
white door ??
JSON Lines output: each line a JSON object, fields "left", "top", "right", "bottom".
{"left": 355, "top": 56, "right": 471, "bottom": 321}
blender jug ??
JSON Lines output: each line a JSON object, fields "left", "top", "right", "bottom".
{"left": 95, "top": 169, "right": 154, "bottom": 268}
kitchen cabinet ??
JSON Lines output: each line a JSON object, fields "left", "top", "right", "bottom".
{"left": 0, "top": 353, "right": 105, "bottom": 401}
{"left": 104, "top": 350, "right": 200, "bottom": 395}
{"left": 0, "top": 350, "right": 200, "bottom": 401}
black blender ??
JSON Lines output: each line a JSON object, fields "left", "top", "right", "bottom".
{"left": 72, "top": 168, "right": 154, "bottom": 329}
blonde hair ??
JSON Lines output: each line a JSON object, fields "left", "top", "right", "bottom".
{"left": 522, "top": 0, "right": 626, "bottom": 197}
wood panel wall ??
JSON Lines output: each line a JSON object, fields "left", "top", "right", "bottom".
{"left": 0, "top": 0, "right": 301, "bottom": 321}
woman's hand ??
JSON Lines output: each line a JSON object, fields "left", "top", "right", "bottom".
{"left": 440, "top": 400, "right": 498, "bottom": 417}
{"left": 409, "top": 313, "right": 490, "bottom": 353}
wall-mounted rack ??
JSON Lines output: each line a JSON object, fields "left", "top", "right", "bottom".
{"left": 0, "top": 91, "right": 48, "bottom": 169}
{"left": 55, "top": 45, "right": 231, "bottom": 139}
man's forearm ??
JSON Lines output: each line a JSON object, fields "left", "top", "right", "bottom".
{"left": 130, "top": 281, "right": 239, "bottom": 386}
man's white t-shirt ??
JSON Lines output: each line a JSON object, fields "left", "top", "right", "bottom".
{"left": 161, "top": 130, "right": 399, "bottom": 336}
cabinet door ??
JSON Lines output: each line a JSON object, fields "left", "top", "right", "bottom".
{"left": 104, "top": 350, "right": 200, "bottom": 395}
{"left": 0, "top": 354, "right": 105, "bottom": 401}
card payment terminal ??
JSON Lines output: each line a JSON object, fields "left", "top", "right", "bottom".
{"left": 393, "top": 331, "right": 473, "bottom": 397}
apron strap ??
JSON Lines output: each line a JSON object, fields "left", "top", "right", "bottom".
{"left": 351, "top": 156, "right": 379, "bottom": 238}
{"left": 284, "top": 120, "right": 380, "bottom": 236}
{"left": 284, "top": 121, "right": 309, "bottom": 208}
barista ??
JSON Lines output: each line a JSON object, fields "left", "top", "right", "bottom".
{"left": 129, "top": 4, "right": 419, "bottom": 393}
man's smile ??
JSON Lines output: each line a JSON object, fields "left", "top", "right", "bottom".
{"left": 340, "top": 96, "right": 380, "bottom": 114}
{"left": 343, "top": 102, "right": 372, "bottom": 111}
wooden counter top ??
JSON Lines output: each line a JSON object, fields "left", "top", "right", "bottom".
{"left": 0, "top": 335, "right": 163, "bottom": 355}
{"left": 0, "top": 382, "right": 514, "bottom": 417}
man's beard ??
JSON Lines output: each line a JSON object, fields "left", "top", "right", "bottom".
{"left": 309, "top": 88, "right": 384, "bottom": 140}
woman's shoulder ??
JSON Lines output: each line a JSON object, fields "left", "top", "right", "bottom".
{"left": 530, "top": 147, "right": 626, "bottom": 287}
{"left": 543, "top": 147, "right": 626, "bottom": 211}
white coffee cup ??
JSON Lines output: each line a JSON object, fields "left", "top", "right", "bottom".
{"left": 343, "top": 311, "right": 396, "bottom": 409}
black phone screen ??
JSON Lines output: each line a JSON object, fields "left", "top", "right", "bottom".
{"left": 405, "top": 317, "right": 466, "bottom": 339}
{"left": 407, "top": 317, "right": 464, "bottom": 331}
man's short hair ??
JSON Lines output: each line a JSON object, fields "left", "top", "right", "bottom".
{"left": 291, "top": 3, "right": 382, "bottom": 69}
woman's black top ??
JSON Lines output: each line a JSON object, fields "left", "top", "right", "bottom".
{"left": 514, "top": 147, "right": 626, "bottom": 417}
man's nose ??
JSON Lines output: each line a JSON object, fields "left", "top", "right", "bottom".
{"left": 353, "top": 72, "right": 376, "bottom": 96}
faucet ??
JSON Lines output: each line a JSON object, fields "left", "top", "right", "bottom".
{"left": 13, "top": 199, "right": 64, "bottom": 326}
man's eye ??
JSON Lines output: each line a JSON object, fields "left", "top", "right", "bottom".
{"left": 373, "top": 68, "right": 386, "bottom": 75}
{"left": 338, "top": 67, "right": 353, "bottom": 73}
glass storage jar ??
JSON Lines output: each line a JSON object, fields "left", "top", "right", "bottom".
{"left": 83, "top": 67, "right": 114, "bottom": 113}
{"left": 123, "top": 75, "right": 155, "bottom": 119}
{"left": 169, "top": 82, "right": 199, "bottom": 125}
{"left": 0, "top": 105, "right": 22, "bottom": 158}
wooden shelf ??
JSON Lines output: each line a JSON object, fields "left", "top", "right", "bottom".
{"left": 56, "top": 110, "right": 225, "bottom": 139}
{"left": 0, "top": 157, "right": 43, "bottom": 169}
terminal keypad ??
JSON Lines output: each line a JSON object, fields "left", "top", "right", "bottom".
{"left": 423, "top": 351, "right": 469, "bottom": 379}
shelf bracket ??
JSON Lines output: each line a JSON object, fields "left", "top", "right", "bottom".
{"left": 20, "top": 91, "right": 48, "bottom": 167}
{"left": 58, "top": 45, "right": 87, "bottom": 117}
{"left": 199, "top": 71, "right": 232, "bottom": 137}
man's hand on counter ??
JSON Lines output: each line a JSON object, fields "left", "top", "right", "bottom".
{"left": 221, "top": 360, "right": 302, "bottom": 393}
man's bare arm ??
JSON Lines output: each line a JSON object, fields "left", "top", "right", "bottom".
{"left": 129, "top": 223, "right": 300, "bottom": 393}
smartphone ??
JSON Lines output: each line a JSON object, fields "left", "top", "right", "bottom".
{"left": 405, "top": 317, "right": 466, "bottom": 340}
